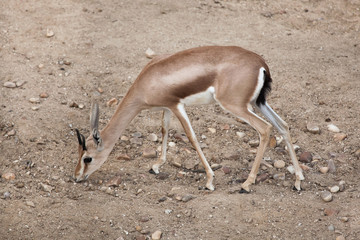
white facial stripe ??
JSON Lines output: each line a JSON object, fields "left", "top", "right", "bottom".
{"left": 250, "top": 67, "right": 265, "bottom": 102}
{"left": 180, "top": 86, "right": 215, "bottom": 106}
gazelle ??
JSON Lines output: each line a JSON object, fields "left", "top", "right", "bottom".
{"left": 74, "top": 46, "right": 304, "bottom": 192}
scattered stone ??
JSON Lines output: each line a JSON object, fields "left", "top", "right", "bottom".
{"left": 135, "top": 225, "right": 142, "bottom": 232}
{"left": 120, "top": 135, "right": 129, "bottom": 141}
{"left": 339, "top": 180, "right": 345, "bottom": 192}
{"left": 276, "top": 136, "right": 284, "bottom": 146}
{"left": 29, "top": 97, "right": 40, "bottom": 103}
{"left": 156, "top": 172, "right": 170, "bottom": 180}
{"left": 69, "top": 102, "right": 79, "bottom": 108}
{"left": 306, "top": 123, "right": 320, "bottom": 134}
{"left": 3, "top": 82, "right": 16, "bottom": 88}
{"left": 208, "top": 127, "right": 216, "bottom": 134}
{"left": 176, "top": 171, "right": 186, "bottom": 178}
{"left": 40, "top": 183, "right": 54, "bottom": 193}
{"left": 327, "top": 159, "right": 336, "bottom": 173}
{"left": 222, "top": 166, "right": 231, "bottom": 174}
{"left": 168, "top": 142, "right": 176, "bottom": 147}
{"left": 6, "top": 129, "right": 16, "bottom": 136}
{"left": 172, "top": 161, "right": 182, "bottom": 168}
{"left": 330, "top": 186, "right": 340, "bottom": 193}
{"left": 274, "top": 160, "right": 285, "bottom": 169}
{"left": 182, "top": 194, "right": 195, "bottom": 202}
{"left": 105, "top": 176, "right": 122, "bottom": 187}
{"left": 15, "top": 182, "right": 25, "bottom": 188}
{"left": 2, "top": 172, "right": 15, "bottom": 180}
{"left": 328, "top": 224, "right": 335, "bottom": 231}
{"left": 269, "top": 136, "right": 277, "bottom": 148}
{"left": 299, "top": 152, "right": 313, "bottom": 163}
{"left": 236, "top": 132, "right": 246, "bottom": 138}
{"left": 339, "top": 217, "right": 349, "bottom": 223}
{"left": 16, "top": 80, "right": 26, "bottom": 87}
{"left": 256, "top": 173, "right": 269, "bottom": 183}
{"left": 140, "top": 217, "right": 150, "bottom": 223}
{"left": 324, "top": 208, "right": 338, "bottom": 216}
{"left": 334, "top": 133, "right": 347, "bottom": 142}
{"left": 287, "top": 165, "right": 295, "bottom": 174}
{"left": 3, "top": 192, "right": 11, "bottom": 199}
{"left": 78, "top": 104, "right": 85, "bottom": 109}
{"left": 39, "top": 92, "right": 49, "bottom": 98}
{"left": 164, "top": 209, "right": 172, "bottom": 214}
{"left": 300, "top": 164, "right": 311, "bottom": 171}
{"left": 327, "top": 124, "right": 340, "bottom": 133}
{"left": 151, "top": 230, "right": 162, "bottom": 240}
{"left": 46, "top": 29, "right": 55, "bottom": 37}
{"left": 117, "top": 154, "right": 131, "bottom": 161}
{"left": 132, "top": 132, "right": 142, "bottom": 138}
{"left": 26, "top": 201, "right": 35, "bottom": 208}
{"left": 142, "top": 148, "right": 157, "bottom": 158}
{"left": 319, "top": 166, "right": 329, "bottom": 174}
{"left": 145, "top": 48, "right": 156, "bottom": 59}
{"left": 222, "top": 124, "right": 230, "bottom": 130}
{"left": 210, "top": 163, "right": 222, "bottom": 171}
{"left": 336, "top": 236, "right": 345, "bottom": 240}
{"left": 38, "top": 63, "right": 44, "bottom": 69}
{"left": 249, "top": 139, "right": 259, "bottom": 147}
{"left": 148, "top": 133, "right": 158, "bottom": 142}
{"left": 273, "top": 173, "right": 285, "bottom": 181}
{"left": 107, "top": 98, "right": 118, "bottom": 107}
{"left": 130, "top": 137, "right": 143, "bottom": 145}
{"left": 174, "top": 133, "right": 189, "bottom": 143}
{"left": 321, "top": 191, "right": 333, "bottom": 202}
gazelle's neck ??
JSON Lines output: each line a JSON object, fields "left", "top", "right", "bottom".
{"left": 100, "top": 95, "right": 142, "bottom": 151}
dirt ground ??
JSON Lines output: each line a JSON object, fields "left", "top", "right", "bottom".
{"left": 1, "top": 0, "right": 360, "bottom": 239}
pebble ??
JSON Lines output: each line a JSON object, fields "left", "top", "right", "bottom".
{"left": 132, "top": 132, "right": 142, "bottom": 138}
{"left": 31, "top": 106, "right": 40, "bottom": 111}
{"left": 210, "top": 163, "right": 222, "bottom": 170}
{"left": 333, "top": 133, "right": 347, "bottom": 142}
{"left": 151, "top": 230, "right": 162, "bottom": 240}
{"left": 3, "top": 82, "right": 16, "bottom": 88}
{"left": 26, "top": 201, "right": 35, "bottom": 208}
{"left": 324, "top": 208, "right": 338, "bottom": 216}
{"left": 336, "top": 236, "right": 345, "bottom": 240}
{"left": 208, "top": 127, "right": 216, "bottom": 134}
{"left": 306, "top": 123, "right": 320, "bottom": 134}
{"left": 328, "top": 224, "right": 335, "bottom": 231}
{"left": 130, "top": 137, "right": 143, "bottom": 145}
{"left": 321, "top": 191, "right": 333, "bottom": 202}
{"left": 16, "top": 80, "right": 26, "bottom": 87}
{"left": 69, "top": 102, "right": 79, "bottom": 108}
{"left": 15, "top": 182, "right": 25, "bottom": 188}
{"left": 172, "top": 162, "right": 182, "bottom": 168}
{"left": 339, "top": 217, "right": 349, "bottom": 223}
{"left": 222, "top": 124, "right": 230, "bottom": 130}
{"left": 40, "top": 183, "right": 54, "bottom": 193}
{"left": 274, "top": 160, "right": 285, "bottom": 169}
{"left": 3, "top": 192, "right": 11, "bottom": 199}
{"left": 29, "top": 97, "right": 40, "bottom": 103}
{"left": 287, "top": 165, "right": 295, "bottom": 174}
{"left": 327, "top": 124, "right": 340, "bottom": 133}
{"left": 105, "top": 176, "right": 122, "bottom": 187}
{"left": 78, "top": 104, "right": 84, "bottom": 109}
{"left": 330, "top": 186, "right": 340, "bottom": 193}
{"left": 148, "top": 133, "right": 158, "bottom": 142}
{"left": 273, "top": 173, "right": 285, "bottom": 181}
{"left": 145, "top": 48, "right": 156, "bottom": 59}
{"left": 168, "top": 142, "right": 176, "bottom": 147}
{"left": 256, "top": 173, "right": 269, "bottom": 183}
{"left": 2, "top": 172, "right": 15, "bottom": 180}
{"left": 6, "top": 129, "right": 16, "bottom": 136}
{"left": 269, "top": 136, "right": 277, "bottom": 148}
{"left": 164, "top": 209, "right": 172, "bottom": 214}
{"left": 46, "top": 29, "right": 54, "bottom": 37}
{"left": 339, "top": 180, "right": 345, "bottom": 192}
{"left": 222, "top": 166, "right": 231, "bottom": 174}
{"left": 174, "top": 133, "right": 189, "bottom": 143}
{"left": 156, "top": 172, "right": 170, "bottom": 180}
{"left": 319, "top": 166, "right": 329, "bottom": 174}
{"left": 135, "top": 225, "right": 142, "bottom": 232}
{"left": 327, "top": 159, "right": 336, "bottom": 173}
{"left": 142, "top": 148, "right": 157, "bottom": 158}
{"left": 120, "top": 135, "right": 129, "bottom": 141}
{"left": 299, "top": 152, "right": 313, "bottom": 163}
{"left": 236, "top": 132, "right": 246, "bottom": 138}
{"left": 39, "top": 92, "right": 49, "bottom": 98}
{"left": 117, "top": 154, "right": 131, "bottom": 160}
{"left": 107, "top": 98, "right": 118, "bottom": 107}
{"left": 249, "top": 139, "right": 259, "bottom": 147}
{"left": 182, "top": 195, "right": 195, "bottom": 202}
{"left": 300, "top": 164, "right": 311, "bottom": 171}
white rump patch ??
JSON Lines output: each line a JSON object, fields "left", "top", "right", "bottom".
{"left": 180, "top": 86, "right": 216, "bottom": 106}
{"left": 250, "top": 67, "right": 265, "bottom": 103}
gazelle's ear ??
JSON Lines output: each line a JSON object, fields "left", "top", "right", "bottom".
{"left": 90, "top": 103, "right": 103, "bottom": 150}
{"left": 75, "top": 129, "right": 87, "bottom": 151}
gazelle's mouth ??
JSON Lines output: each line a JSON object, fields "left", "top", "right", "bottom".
{"left": 74, "top": 174, "right": 89, "bottom": 183}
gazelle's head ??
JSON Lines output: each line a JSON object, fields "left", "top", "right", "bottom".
{"left": 74, "top": 103, "right": 105, "bottom": 182}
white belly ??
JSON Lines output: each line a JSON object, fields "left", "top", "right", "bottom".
{"left": 180, "top": 86, "right": 216, "bottom": 106}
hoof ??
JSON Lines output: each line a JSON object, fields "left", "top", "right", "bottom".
{"left": 148, "top": 168, "right": 156, "bottom": 175}
{"left": 292, "top": 185, "right": 302, "bottom": 192}
{"left": 239, "top": 188, "right": 250, "bottom": 194}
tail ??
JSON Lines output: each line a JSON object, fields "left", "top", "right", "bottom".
{"left": 255, "top": 69, "right": 272, "bottom": 106}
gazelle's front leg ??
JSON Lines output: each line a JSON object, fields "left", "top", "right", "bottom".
{"left": 151, "top": 109, "right": 171, "bottom": 174}
{"left": 172, "top": 104, "right": 215, "bottom": 191}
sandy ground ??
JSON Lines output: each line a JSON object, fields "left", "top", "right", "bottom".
{"left": 1, "top": 0, "right": 360, "bottom": 239}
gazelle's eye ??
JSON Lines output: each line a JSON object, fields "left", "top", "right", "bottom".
{"left": 83, "top": 157, "right": 92, "bottom": 163}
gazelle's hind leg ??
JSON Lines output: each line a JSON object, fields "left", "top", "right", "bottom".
{"left": 219, "top": 103, "right": 273, "bottom": 192}
{"left": 257, "top": 102, "right": 304, "bottom": 190}
{"left": 172, "top": 103, "right": 215, "bottom": 191}
{"left": 151, "top": 109, "right": 171, "bottom": 174}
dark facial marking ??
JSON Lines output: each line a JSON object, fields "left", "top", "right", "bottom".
{"left": 84, "top": 157, "right": 92, "bottom": 164}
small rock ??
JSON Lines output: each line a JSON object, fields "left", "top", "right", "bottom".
{"left": 107, "top": 98, "right": 118, "bottom": 107}
{"left": 339, "top": 180, "right": 345, "bottom": 192}
{"left": 151, "top": 230, "right": 162, "bottom": 240}
{"left": 26, "top": 201, "right": 35, "bottom": 208}
{"left": 327, "top": 159, "right": 336, "bottom": 173}
{"left": 182, "top": 194, "right": 195, "bottom": 202}
{"left": 249, "top": 139, "right": 259, "bottom": 147}
{"left": 256, "top": 173, "right": 269, "bottom": 183}
{"left": 46, "top": 29, "right": 55, "bottom": 37}
{"left": 3, "top": 82, "right": 16, "bottom": 88}
{"left": 222, "top": 124, "right": 230, "bottom": 130}
{"left": 306, "top": 123, "right": 320, "bottom": 134}
{"left": 287, "top": 165, "right": 295, "bottom": 174}
{"left": 69, "top": 102, "right": 79, "bottom": 108}
{"left": 222, "top": 166, "right": 231, "bottom": 174}
{"left": 3, "top": 192, "right": 11, "bottom": 199}
{"left": 29, "top": 97, "right": 40, "bottom": 103}
{"left": 2, "top": 172, "right": 15, "bottom": 180}
{"left": 299, "top": 164, "right": 311, "bottom": 171}
{"left": 172, "top": 162, "right": 182, "bottom": 168}
{"left": 328, "top": 224, "right": 335, "bottom": 231}
{"left": 40, "top": 183, "right": 54, "bottom": 193}
{"left": 164, "top": 209, "right": 172, "bottom": 214}
{"left": 130, "top": 137, "right": 143, "bottom": 145}
{"left": 105, "top": 176, "right": 122, "bottom": 187}
{"left": 16, "top": 80, "right": 26, "bottom": 87}
{"left": 210, "top": 163, "right": 222, "bottom": 171}
{"left": 274, "top": 160, "right": 285, "bottom": 169}
{"left": 324, "top": 208, "right": 338, "bottom": 216}
{"left": 142, "top": 148, "right": 157, "bottom": 158}
{"left": 132, "top": 132, "right": 142, "bottom": 138}
{"left": 148, "top": 133, "right": 158, "bottom": 142}
{"left": 39, "top": 92, "right": 49, "bottom": 98}
{"left": 120, "top": 135, "right": 129, "bottom": 141}
{"left": 135, "top": 225, "right": 142, "bottom": 232}
{"left": 168, "top": 142, "right": 176, "bottom": 147}
{"left": 319, "top": 166, "right": 329, "bottom": 174}
{"left": 15, "top": 182, "right": 25, "bottom": 188}
{"left": 339, "top": 217, "right": 349, "bottom": 223}
{"left": 156, "top": 172, "right": 170, "bottom": 180}
{"left": 6, "top": 129, "right": 16, "bottom": 136}
{"left": 330, "top": 186, "right": 340, "bottom": 193}
{"left": 269, "top": 136, "right": 277, "bottom": 148}
{"left": 299, "top": 152, "right": 313, "bottom": 163}
{"left": 334, "top": 133, "right": 347, "bottom": 142}
{"left": 236, "top": 132, "right": 246, "bottom": 138}
{"left": 117, "top": 154, "right": 131, "bottom": 161}
{"left": 273, "top": 173, "right": 285, "bottom": 181}
{"left": 321, "top": 191, "right": 333, "bottom": 202}
{"left": 327, "top": 124, "right": 340, "bottom": 133}
{"left": 336, "top": 236, "right": 345, "bottom": 240}
{"left": 208, "top": 127, "right": 216, "bottom": 134}
{"left": 78, "top": 104, "right": 84, "bottom": 109}
{"left": 145, "top": 48, "right": 156, "bottom": 59}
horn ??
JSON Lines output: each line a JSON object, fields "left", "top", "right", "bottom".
{"left": 90, "top": 103, "right": 103, "bottom": 148}
{"left": 75, "top": 129, "right": 87, "bottom": 150}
